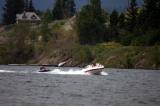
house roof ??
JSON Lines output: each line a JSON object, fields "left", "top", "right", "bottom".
{"left": 16, "top": 11, "right": 41, "bottom": 21}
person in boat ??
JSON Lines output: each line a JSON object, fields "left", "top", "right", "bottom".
{"left": 93, "top": 63, "right": 97, "bottom": 66}
{"left": 92, "top": 63, "right": 103, "bottom": 67}
{"left": 39, "top": 66, "right": 50, "bottom": 72}
{"left": 40, "top": 66, "right": 45, "bottom": 70}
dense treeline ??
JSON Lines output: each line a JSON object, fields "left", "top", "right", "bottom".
{"left": 2, "top": 0, "right": 160, "bottom": 46}
{"left": 76, "top": 0, "right": 160, "bottom": 46}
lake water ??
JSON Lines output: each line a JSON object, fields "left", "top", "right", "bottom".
{"left": 0, "top": 65, "right": 160, "bottom": 106}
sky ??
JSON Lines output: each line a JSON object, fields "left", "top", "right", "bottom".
{"left": 0, "top": 0, "right": 143, "bottom": 22}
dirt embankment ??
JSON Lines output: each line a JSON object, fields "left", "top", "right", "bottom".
{"left": 30, "top": 43, "right": 160, "bottom": 70}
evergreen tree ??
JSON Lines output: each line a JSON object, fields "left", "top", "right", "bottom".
{"left": 143, "top": 0, "right": 160, "bottom": 28}
{"left": 67, "top": 0, "right": 76, "bottom": 17}
{"left": 52, "top": 0, "right": 64, "bottom": 19}
{"left": 3, "top": 0, "right": 15, "bottom": 24}
{"left": 28, "top": 0, "right": 35, "bottom": 12}
{"left": 42, "top": 9, "right": 53, "bottom": 23}
{"left": 126, "top": 0, "right": 138, "bottom": 31}
{"left": 76, "top": 0, "right": 106, "bottom": 44}
{"left": 24, "top": 0, "right": 29, "bottom": 11}
{"left": 118, "top": 13, "right": 125, "bottom": 28}
{"left": 90, "top": 0, "right": 103, "bottom": 22}
{"left": 108, "top": 10, "right": 119, "bottom": 41}
{"left": 63, "top": 0, "right": 76, "bottom": 17}
{"left": 3, "top": 0, "right": 25, "bottom": 25}
{"left": 110, "top": 10, "right": 119, "bottom": 27}
{"left": 52, "top": 0, "right": 76, "bottom": 20}
{"left": 15, "top": 0, "right": 25, "bottom": 13}
{"left": 90, "top": 0, "right": 101, "bottom": 12}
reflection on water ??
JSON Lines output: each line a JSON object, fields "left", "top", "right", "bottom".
{"left": 0, "top": 65, "right": 160, "bottom": 106}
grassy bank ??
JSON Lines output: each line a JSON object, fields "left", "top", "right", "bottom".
{"left": 0, "top": 22, "right": 160, "bottom": 70}
{"left": 30, "top": 42, "right": 160, "bottom": 70}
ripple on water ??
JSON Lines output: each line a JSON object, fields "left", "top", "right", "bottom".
{"left": 0, "top": 66, "right": 160, "bottom": 106}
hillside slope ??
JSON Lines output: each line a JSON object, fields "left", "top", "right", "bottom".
{"left": 0, "top": 20, "right": 160, "bottom": 70}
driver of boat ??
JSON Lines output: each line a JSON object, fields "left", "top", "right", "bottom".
{"left": 93, "top": 63, "right": 97, "bottom": 66}
{"left": 40, "top": 66, "right": 46, "bottom": 71}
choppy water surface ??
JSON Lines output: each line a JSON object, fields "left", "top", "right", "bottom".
{"left": 0, "top": 65, "right": 160, "bottom": 106}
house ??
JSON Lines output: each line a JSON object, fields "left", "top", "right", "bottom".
{"left": 16, "top": 11, "right": 41, "bottom": 24}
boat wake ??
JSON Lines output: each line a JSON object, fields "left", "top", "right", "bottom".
{"left": 37, "top": 69, "right": 108, "bottom": 76}
{"left": 0, "top": 70, "right": 15, "bottom": 73}
{"left": 0, "top": 69, "right": 108, "bottom": 76}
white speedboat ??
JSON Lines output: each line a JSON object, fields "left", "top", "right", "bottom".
{"left": 82, "top": 63, "right": 104, "bottom": 75}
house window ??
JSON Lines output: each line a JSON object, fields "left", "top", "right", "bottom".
{"left": 31, "top": 15, "right": 37, "bottom": 20}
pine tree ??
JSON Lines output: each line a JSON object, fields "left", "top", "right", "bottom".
{"left": 67, "top": 0, "right": 76, "bottom": 17}
{"left": 3, "top": 0, "right": 25, "bottom": 25}
{"left": 15, "top": 0, "right": 25, "bottom": 13}
{"left": 24, "top": 0, "right": 29, "bottom": 11}
{"left": 118, "top": 13, "right": 125, "bottom": 28}
{"left": 28, "top": 0, "right": 35, "bottom": 12}
{"left": 62, "top": 0, "right": 70, "bottom": 18}
{"left": 76, "top": 0, "right": 106, "bottom": 44}
{"left": 42, "top": 9, "right": 53, "bottom": 23}
{"left": 3, "top": 0, "right": 15, "bottom": 24}
{"left": 126, "top": 0, "right": 138, "bottom": 31}
{"left": 90, "top": 0, "right": 103, "bottom": 22}
{"left": 109, "top": 10, "right": 119, "bottom": 41}
{"left": 52, "top": 0, "right": 64, "bottom": 19}
{"left": 90, "top": 0, "right": 101, "bottom": 12}
{"left": 143, "top": 0, "right": 160, "bottom": 28}
{"left": 52, "top": 0, "right": 76, "bottom": 20}
{"left": 110, "top": 10, "right": 119, "bottom": 27}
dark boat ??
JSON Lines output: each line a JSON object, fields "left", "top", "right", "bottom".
{"left": 39, "top": 66, "right": 50, "bottom": 72}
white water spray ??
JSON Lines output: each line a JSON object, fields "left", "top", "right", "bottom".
{"left": 37, "top": 68, "right": 108, "bottom": 76}
{"left": 0, "top": 69, "right": 108, "bottom": 76}
{"left": 0, "top": 70, "right": 15, "bottom": 73}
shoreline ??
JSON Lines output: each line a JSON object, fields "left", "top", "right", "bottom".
{"left": 0, "top": 64, "right": 159, "bottom": 70}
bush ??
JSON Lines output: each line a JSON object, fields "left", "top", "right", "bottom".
{"left": 73, "top": 46, "right": 93, "bottom": 63}
{"left": 145, "top": 29, "right": 160, "bottom": 46}
{"left": 0, "top": 45, "right": 8, "bottom": 64}
{"left": 149, "top": 45, "right": 160, "bottom": 69}
{"left": 42, "top": 9, "right": 53, "bottom": 24}
{"left": 39, "top": 24, "right": 53, "bottom": 42}
{"left": 122, "top": 52, "right": 134, "bottom": 68}
{"left": 131, "top": 36, "right": 146, "bottom": 46}
{"left": 131, "top": 29, "right": 160, "bottom": 46}
{"left": 118, "top": 31, "right": 134, "bottom": 46}
{"left": 6, "top": 23, "right": 34, "bottom": 63}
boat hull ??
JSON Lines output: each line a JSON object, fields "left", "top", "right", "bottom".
{"left": 85, "top": 68, "right": 103, "bottom": 75}
{"left": 39, "top": 69, "right": 50, "bottom": 72}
